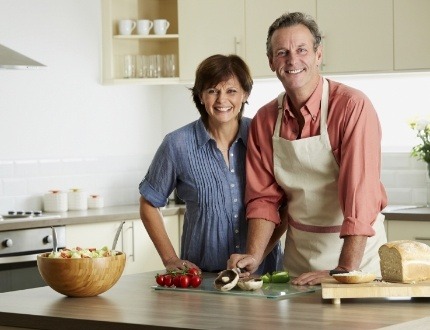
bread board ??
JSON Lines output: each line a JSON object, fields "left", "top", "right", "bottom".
{"left": 321, "top": 278, "right": 430, "bottom": 304}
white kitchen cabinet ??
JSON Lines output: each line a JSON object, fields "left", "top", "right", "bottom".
{"left": 101, "top": 0, "right": 430, "bottom": 85}
{"left": 394, "top": 0, "right": 430, "bottom": 70}
{"left": 177, "top": 0, "right": 245, "bottom": 81}
{"left": 66, "top": 215, "right": 180, "bottom": 275}
{"left": 244, "top": 0, "right": 316, "bottom": 78}
{"left": 66, "top": 221, "right": 123, "bottom": 250}
{"left": 317, "top": 0, "right": 393, "bottom": 74}
{"left": 101, "top": 0, "right": 180, "bottom": 85}
{"left": 387, "top": 220, "right": 430, "bottom": 246}
{"left": 124, "top": 216, "right": 180, "bottom": 274}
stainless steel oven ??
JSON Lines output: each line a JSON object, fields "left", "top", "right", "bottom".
{"left": 0, "top": 225, "right": 66, "bottom": 293}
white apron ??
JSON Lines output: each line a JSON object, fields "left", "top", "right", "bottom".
{"left": 273, "top": 78, "right": 387, "bottom": 277}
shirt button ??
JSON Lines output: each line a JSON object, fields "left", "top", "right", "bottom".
{"left": 230, "top": 184, "right": 235, "bottom": 188}
{"left": 235, "top": 229, "right": 239, "bottom": 234}
{"left": 233, "top": 198, "right": 237, "bottom": 203}
{"left": 230, "top": 153, "right": 234, "bottom": 157}
{"left": 230, "top": 169, "right": 235, "bottom": 173}
{"left": 235, "top": 245, "right": 240, "bottom": 249}
{"left": 234, "top": 214, "right": 238, "bottom": 218}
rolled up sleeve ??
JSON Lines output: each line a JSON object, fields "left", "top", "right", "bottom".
{"left": 245, "top": 103, "right": 285, "bottom": 225}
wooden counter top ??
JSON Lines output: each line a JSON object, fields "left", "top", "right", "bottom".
{"left": 0, "top": 204, "right": 184, "bottom": 232}
{"left": 0, "top": 271, "right": 429, "bottom": 330}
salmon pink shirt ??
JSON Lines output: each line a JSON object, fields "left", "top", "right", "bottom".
{"left": 246, "top": 77, "right": 387, "bottom": 237}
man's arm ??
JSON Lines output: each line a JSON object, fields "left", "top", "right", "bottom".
{"left": 291, "top": 235, "right": 367, "bottom": 285}
{"left": 228, "top": 218, "right": 275, "bottom": 274}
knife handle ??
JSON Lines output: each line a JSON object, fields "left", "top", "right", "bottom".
{"left": 329, "top": 269, "right": 350, "bottom": 276}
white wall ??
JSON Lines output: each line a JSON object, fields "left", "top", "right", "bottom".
{"left": 1, "top": 0, "right": 430, "bottom": 213}
{"left": 0, "top": 0, "right": 162, "bottom": 212}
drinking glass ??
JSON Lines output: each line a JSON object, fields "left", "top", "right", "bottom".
{"left": 123, "top": 55, "right": 135, "bottom": 78}
{"left": 163, "top": 54, "right": 176, "bottom": 77}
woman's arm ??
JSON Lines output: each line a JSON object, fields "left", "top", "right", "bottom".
{"left": 139, "top": 196, "right": 198, "bottom": 271}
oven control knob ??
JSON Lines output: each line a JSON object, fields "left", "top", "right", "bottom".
{"left": 2, "top": 238, "right": 13, "bottom": 247}
{"left": 44, "top": 235, "right": 53, "bottom": 244}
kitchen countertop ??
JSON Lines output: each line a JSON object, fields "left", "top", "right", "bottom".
{"left": 1, "top": 204, "right": 428, "bottom": 233}
{"left": 0, "top": 203, "right": 184, "bottom": 232}
{"left": 0, "top": 271, "right": 429, "bottom": 330}
{"left": 382, "top": 205, "right": 430, "bottom": 221}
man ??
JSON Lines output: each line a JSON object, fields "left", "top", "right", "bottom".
{"left": 228, "top": 12, "right": 387, "bottom": 285}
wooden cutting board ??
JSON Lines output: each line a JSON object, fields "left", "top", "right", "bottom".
{"left": 321, "top": 278, "right": 430, "bottom": 304}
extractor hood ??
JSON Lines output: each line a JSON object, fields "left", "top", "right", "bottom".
{"left": 0, "top": 44, "right": 45, "bottom": 69}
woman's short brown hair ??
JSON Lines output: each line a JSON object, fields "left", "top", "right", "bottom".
{"left": 191, "top": 54, "right": 253, "bottom": 124}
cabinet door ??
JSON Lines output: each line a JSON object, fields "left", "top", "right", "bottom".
{"left": 66, "top": 222, "right": 123, "bottom": 249}
{"left": 245, "top": 0, "right": 316, "bottom": 78}
{"left": 387, "top": 220, "right": 430, "bottom": 246}
{"left": 178, "top": 0, "right": 245, "bottom": 81}
{"left": 123, "top": 216, "right": 180, "bottom": 274}
{"left": 317, "top": 0, "right": 393, "bottom": 74}
{"left": 394, "top": 0, "right": 430, "bottom": 70}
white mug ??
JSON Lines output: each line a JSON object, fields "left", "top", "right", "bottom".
{"left": 153, "top": 19, "right": 170, "bottom": 35}
{"left": 137, "top": 19, "right": 153, "bottom": 35}
{"left": 118, "top": 19, "right": 136, "bottom": 35}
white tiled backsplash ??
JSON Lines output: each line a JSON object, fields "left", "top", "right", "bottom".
{"left": 382, "top": 152, "right": 428, "bottom": 206}
{"left": 0, "top": 152, "right": 427, "bottom": 213}
{"left": 0, "top": 155, "right": 152, "bottom": 213}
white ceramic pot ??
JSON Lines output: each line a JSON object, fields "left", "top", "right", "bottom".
{"left": 43, "top": 190, "right": 68, "bottom": 212}
{"left": 68, "top": 189, "right": 88, "bottom": 211}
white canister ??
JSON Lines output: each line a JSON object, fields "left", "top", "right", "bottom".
{"left": 43, "top": 190, "right": 68, "bottom": 212}
{"left": 88, "top": 195, "right": 104, "bottom": 209}
{"left": 68, "top": 189, "right": 88, "bottom": 211}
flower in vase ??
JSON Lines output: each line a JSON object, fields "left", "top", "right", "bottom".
{"left": 409, "top": 117, "right": 430, "bottom": 164}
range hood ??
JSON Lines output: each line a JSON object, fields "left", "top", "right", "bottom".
{"left": 0, "top": 44, "right": 45, "bottom": 69}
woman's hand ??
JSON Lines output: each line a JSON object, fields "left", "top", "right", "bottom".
{"left": 164, "top": 256, "right": 200, "bottom": 273}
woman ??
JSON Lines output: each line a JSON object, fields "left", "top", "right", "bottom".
{"left": 139, "top": 54, "right": 283, "bottom": 273}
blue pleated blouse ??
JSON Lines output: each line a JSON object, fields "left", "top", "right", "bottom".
{"left": 139, "top": 118, "right": 282, "bottom": 273}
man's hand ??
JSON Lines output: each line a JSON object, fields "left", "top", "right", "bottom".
{"left": 227, "top": 254, "right": 260, "bottom": 277}
{"left": 291, "top": 270, "right": 331, "bottom": 286}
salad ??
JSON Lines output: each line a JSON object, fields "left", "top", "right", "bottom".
{"left": 48, "top": 246, "right": 116, "bottom": 259}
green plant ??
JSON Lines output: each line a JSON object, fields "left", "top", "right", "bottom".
{"left": 409, "top": 118, "right": 430, "bottom": 163}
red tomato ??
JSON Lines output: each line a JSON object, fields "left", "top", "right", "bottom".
{"left": 187, "top": 268, "right": 201, "bottom": 276}
{"left": 190, "top": 275, "right": 202, "bottom": 288}
{"left": 164, "top": 274, "right": 173, "bottom": 287}
{"left": 173, "top": 274, "right": 181, "bottom": 287}
{"left": 155, "top": 274, "right": 165, "bottom": 286}
{"left": 179, "top": 274, "right": 190, "bottom": 288}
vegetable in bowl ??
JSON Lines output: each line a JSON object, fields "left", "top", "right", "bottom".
{"left": 48, "top": 246, "right": 117, "bottom": 259}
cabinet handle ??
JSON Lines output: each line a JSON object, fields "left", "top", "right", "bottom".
{"left": 234, "top": 37, "right": 241, "bottom": 56}
{"left": 122, "top": 222, "right": 135, "bottom": 262}
{"left": 130, "top": 221, "right": 135, "bottom": 262}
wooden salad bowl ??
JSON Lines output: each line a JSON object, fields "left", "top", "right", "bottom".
{"left": 37, "top": 251, "right": 126, "bottom": 297}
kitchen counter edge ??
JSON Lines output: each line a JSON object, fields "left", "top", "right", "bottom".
{"left": 0, "top": 204, "right": 185, "bottom": 232}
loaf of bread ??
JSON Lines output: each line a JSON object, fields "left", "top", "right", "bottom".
{"left": 378, "top": 240, "right": 430, "bottom": 283}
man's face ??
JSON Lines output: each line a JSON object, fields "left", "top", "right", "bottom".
{"left": 268, "top": 24, "right": 322, "bottom": 94}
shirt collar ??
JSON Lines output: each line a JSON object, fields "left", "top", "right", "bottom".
{"left": 283, "top": 76, "right": 324, "bottom": 118}
{"left": 195, "top": 118, "right": 248, "bottom": 149}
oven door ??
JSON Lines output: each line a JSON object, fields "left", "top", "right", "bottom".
{"left": 0, "top": 254, "right": 46, "bottom": 293}
{"left": 0, "top": 226, "right": 66, "bottom": 292}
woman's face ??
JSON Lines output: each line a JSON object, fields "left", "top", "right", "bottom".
{"left": 200, "top": 76, "right": 248, "bottom": 125}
